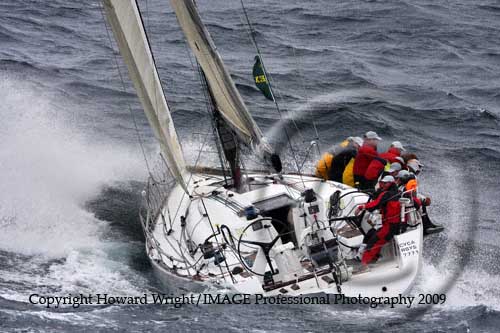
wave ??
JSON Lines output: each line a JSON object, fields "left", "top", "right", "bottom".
{"left": 0, "top": 59, "right": 39, "bottom": 71}
{"left": 63, "top": 80, "right": 136, "bottom": 99}
{"left": 300, "top": 89, "right": 499, "bottom": 126}
{"left": 462, "top": 87, "right": 500, "bottom": 103}
{"left": 477, "top": 4, "right": 500, "bottom": 13}
{"left": 205, "top": 22, "right": 237, "bottom": 33}
{"left": 346, "top": 31, "right": 396, "bottom": 43}
{"left": 0, "top": 16, "right": 41, "bottom": 33}
{"left": 0, "top": 58, "right": 73, "bottom": 79}
{"left": 299, "top": 13, "right": 371, "bottom": 24}
{"left": 0, "top": 77, "right": 146, "bottom": 256}
{"left": 447, "top": 147, "right": 500, "bottom": 164}
{"left": 85, "top": 182, "right": 146, "bottom": 243}
{"left": 0, "top": 77, "right": 153, "bottom": 306}
{"left": 1, "top": 0, "right": 499, "bottom": 329}
{"left": 0, "top": 26, "right": 18, "bottom": 43}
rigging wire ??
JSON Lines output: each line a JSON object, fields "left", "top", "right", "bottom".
{"left": 168, "top": 23, "right": 226, "bottom": 225}
{"left": 143, "top": 0, "right": 161, "bottom": 158}
{"left": 135, "top": 0, "right": 187, "bottom": 187}
{"left": 138, "top": 0, "right": 193, "bottom": 229}
{"left": 277, "top": 0, "right": 322, "bottom": 147}
{"left": 178, "top": 3, "right": 230, "bottom": 181}
{"left": 237, "top": 8, "right": 305, "bottom": 145}
{"left": 145, "top": 0, "right": 223, "bottom": 225}
{"left": 98, "top": 1, "right": 153, "bottom": 177}
{"left": 238, "top": 0, "right": 306, "bottom": 186}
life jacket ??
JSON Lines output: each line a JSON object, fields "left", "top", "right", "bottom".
{"left": 405, "top": 178, "right": 418, "bottom": 192}
{"left": 353, "top": 144, "right": 378, "bottom": 177}
{"left": 400, "top": 176, "right": 421, "bottom": 209}
{"left": 315, "top": 152, "right": 334, "bottom": 180}
{"left": 364, "top": 184, "right": 401, "bottom": 224}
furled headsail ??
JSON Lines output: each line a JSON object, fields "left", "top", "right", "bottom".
{"left": 102, "top": 0, "right": 188, "bottom": 191}
{"left": 169, "top": 0, "right": 281, "bottom": 172}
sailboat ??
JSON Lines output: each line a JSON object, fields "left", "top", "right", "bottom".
{"left": 102, "top": 0, "right": 423, "bottom": 297}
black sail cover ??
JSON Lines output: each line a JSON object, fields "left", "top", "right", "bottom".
{"left": 169, "top": 0, "right": 281, "bottom": 172}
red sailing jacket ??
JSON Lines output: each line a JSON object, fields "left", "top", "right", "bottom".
{"left": 353, "top": 144, "right": 378, "bottom": 177}
{"left": 365, "top": 156, "right": 388, "bottom": 181}
{"left": 379, "top": 147, "right": 401, "bottom": 164}
{"left": 363, "top": 184, "right": 401, "bottom": 224}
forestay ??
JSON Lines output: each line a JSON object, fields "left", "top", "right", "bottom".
{"left": 102, "top": 0, "right": 188, "bottom": 191}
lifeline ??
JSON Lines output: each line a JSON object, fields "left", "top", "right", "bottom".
{"left": 333, "top": 293, "right": 416, "bottom": 308}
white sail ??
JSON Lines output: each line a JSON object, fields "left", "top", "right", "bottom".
{"left": 169, "top": 0, "right": 273, "bottom": 156}
{"left": 103, "top": 0, "right": 188, "bottom": 191}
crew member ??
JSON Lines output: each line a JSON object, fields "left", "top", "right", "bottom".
{"left": 328, "top": 137, "right": 362, "bottom": 186}
{"left": 401, "top": 152, "right": 418, "bottom": 164}
{"left": 315, "top": 137, "right": 362, "bottom": 181}
{"left": 388, "top": 162, "right": 402, "bottom": 177}
{"left": 364, "top": 141, "right": 406, "bottom": 190}
{"left": 374, "top": 162, "right": 402, "bottom": 191}
{"left": 364, "top": 156, "right": 388, "bottom": 190}
{"left": 395, "top": 169, "right": 411, "bottom": 190}
{"left": 355, "top": 175, "right": 402, "bottom": 266}
{"left": 404, "top": 159, "right": 443, "bottom": 235}
{"left": 381, "top": 141, "right": 406, "bottom": 163}
{"left": 394, "top": 157, "right": 405, "bottom": 170}
{"left": 353, "top": 131, "right": 382, "bottom": 190}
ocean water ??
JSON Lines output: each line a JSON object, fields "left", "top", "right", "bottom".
{"left": 1, "top": 0, "right": 500, "bottom": 331}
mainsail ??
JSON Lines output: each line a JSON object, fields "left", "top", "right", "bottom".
{"left": 169, "top": 0, "right": 281, "bottom": 171}
{"left": 102, "top": 0, "right": 188, "bottom": 191}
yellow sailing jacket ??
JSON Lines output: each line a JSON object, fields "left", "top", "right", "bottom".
{"left": 342, "top": 158, "right": 355, "bottom": 187}
{"left": 315, "top": 139, "right": 351, "bottom": 181}
{"left": 315, "top": 152, "right": 334, "bottom": 180}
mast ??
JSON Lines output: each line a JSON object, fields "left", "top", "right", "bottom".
{"left": 202, "top": 72, "right": 242, "bottom": 189}
{"left": 102, "top": 0, "right": 189, "bottom": 192}
{"left": 169, "top": 0, "right": 282, "bottom": 173}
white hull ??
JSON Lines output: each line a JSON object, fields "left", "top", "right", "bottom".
{"left": 142, "top": 172, "right": 423, "bottom": 298}
{"left": 103, "top": 0, "right": 423, "bottom": 301}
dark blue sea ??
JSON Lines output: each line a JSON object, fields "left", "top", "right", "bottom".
{"left": 1, "top": 0, "right": 500, "bottom": 332}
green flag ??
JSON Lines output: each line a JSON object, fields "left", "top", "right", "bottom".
{"left": 253, "top": 55, "right": 274, "bottom": 101}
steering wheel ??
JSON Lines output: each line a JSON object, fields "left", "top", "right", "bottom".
{"left": 237, "top": 217, "right": 295, "bottom": 277}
